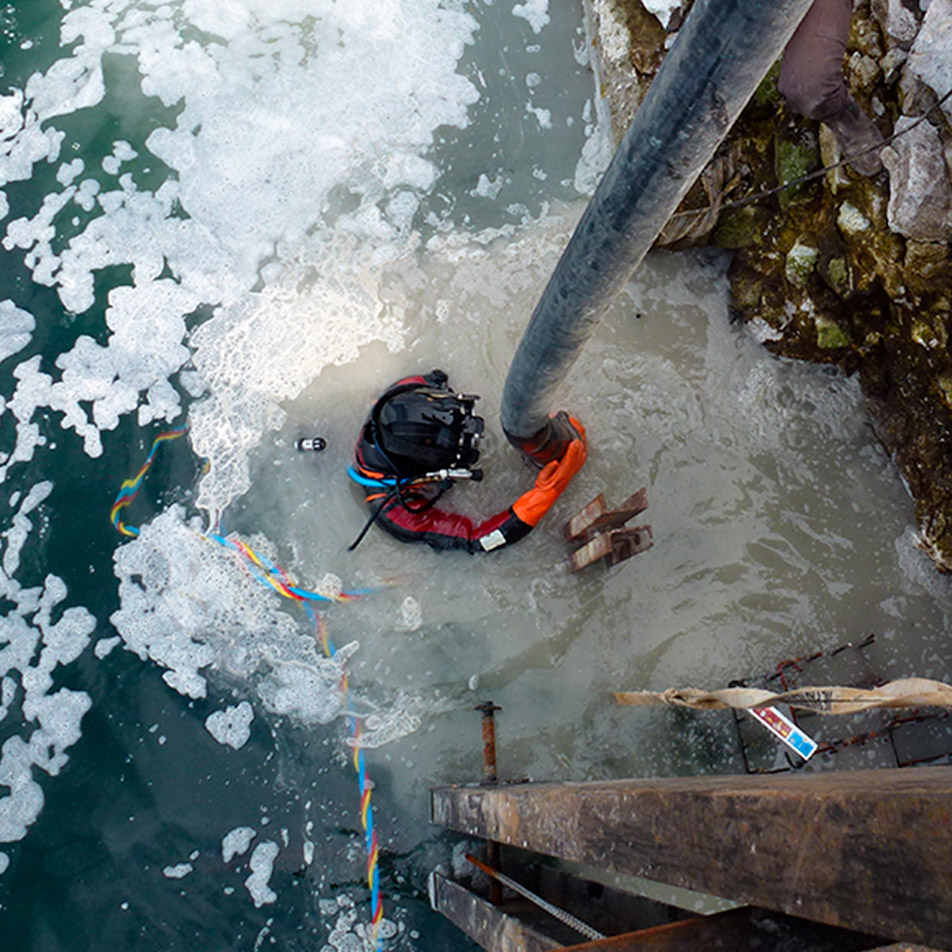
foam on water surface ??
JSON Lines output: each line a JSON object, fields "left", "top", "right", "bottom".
{"left": 244, "top": 840, "right": 279, "bottom": 908}
{"left": 513, "top": 0, "right": 551, "bottom": 34}
{"left": 0, "top": 479, "right": 94, "bottom": 845}
{"left": 222, "top": 826, "right": 256, "bottom": 864}
{"left": 205, "top": 701, "right": 254, "bottom": 750}
{"left": 0, "top": 301, "right": 34, "bottom": 363}
{"left": 110, "top": 506, "right": 348, "bottom": 714}
{"left": 0, "top": 0, "right": 482, "bottom": 488}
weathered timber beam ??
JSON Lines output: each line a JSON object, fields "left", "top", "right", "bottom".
{"left": 429, "top": 871, "right": 562, "bottom": 952}
{"left": 431, "top": 768, "right": 952, "bottom": 948}
{"left": 557, "top": 907, "right": 881, "bottom": 952}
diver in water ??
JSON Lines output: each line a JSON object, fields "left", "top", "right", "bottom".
{"left": 349, "top": 369, "right": 586, "bottom": 552}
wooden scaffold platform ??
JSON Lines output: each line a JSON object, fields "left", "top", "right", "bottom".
{"left": 430, "top": 767, "right": 952, "bottom": 951}
{"left": 428, "top": 683, "right": 952, "bottom": 952}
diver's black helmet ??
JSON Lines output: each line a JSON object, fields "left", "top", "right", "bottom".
{"left": 361, "top": 370, "right": 484, "bottom": 479}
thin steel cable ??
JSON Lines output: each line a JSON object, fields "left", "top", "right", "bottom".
{"left": 465, "top": 854, "right": 605, "bottom": 942}
{"left": 667, "top": 86, "right": 952, "bottom": 226}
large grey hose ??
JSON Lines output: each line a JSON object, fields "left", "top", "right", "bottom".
{"left": 501, "top": 0, "right": 816, "bottom": 461}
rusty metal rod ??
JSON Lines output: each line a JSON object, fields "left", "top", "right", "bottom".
{"left": 476, "top": 700, "right": 501, "bottom": 783}
{"left": 475, "top": 700, "right": 503, "bottom": 904}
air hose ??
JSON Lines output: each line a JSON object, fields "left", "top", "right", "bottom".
{"left": 500, "top": 0, "right": 817, "bottom": 462}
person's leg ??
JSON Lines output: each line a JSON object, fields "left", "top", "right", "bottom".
{"left": 779, "top": 0, "right": 883, "bottom": 176}
{"left": 779, "top": 0, "right": 853, "bottom": 121}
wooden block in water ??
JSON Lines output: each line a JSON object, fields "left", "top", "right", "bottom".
{"left": 607, "top": 525, "right": 653, "bottom": 566}
{"left": 569, "top": 532, "right": 614, "bottom": 571}
{"left": 565, "top": 494, "right": 608, "bottom": 542}
{"left": 569, "top": 525, "right": 653, "bottom": 571}
{"left": 565, "top": 489, "right": 649, "bottom": 543}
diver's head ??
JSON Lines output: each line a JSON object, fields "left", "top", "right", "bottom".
{"left": 360, "top": 370, "right": 484, "bottom": 480}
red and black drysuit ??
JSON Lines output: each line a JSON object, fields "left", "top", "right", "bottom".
{"left": 350, "top": 374, "right": 587, "bottom": 553}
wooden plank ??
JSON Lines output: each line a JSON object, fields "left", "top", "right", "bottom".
{"left": 428, "top": 871, "right": 560, "bottom": 952}
{"left": 584, "top": 490, "right": 649, "bottom": 539}
{"left": 565, "top": 495, "right": 608, "bottom": 542}
{"left": 569, "top": 533, "right": 614, "bottom": 571}
{"left": 431, "top": 768, "right": 952, "bottom": 948}
{"left": 569, "top": 526, "right": 653, "bottom": 572}
{"left": 606, "top": 526, "right": 653, "bottom": 566}
{"left": 556, "top": 907, "right": 880, "bottom": 952}
{"left": 565, "top": 490, "right": 649, "bottom": 543}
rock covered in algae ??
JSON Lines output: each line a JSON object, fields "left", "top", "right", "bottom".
{"left": 587, "top": 0, "right": 952, "bottom": 571}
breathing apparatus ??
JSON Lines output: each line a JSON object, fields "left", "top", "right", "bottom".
{"left": 349, "top": 370, "right": 485, "bottom": 548}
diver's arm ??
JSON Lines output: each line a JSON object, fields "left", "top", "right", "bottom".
{"left": 373, "top": 422, "right": 587, "bottom": 553}
{"left": 374, "top": 501, "right": 531, "bottom": 553}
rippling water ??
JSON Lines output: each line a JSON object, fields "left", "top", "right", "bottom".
{"left": 2, "top": 1, "right": 951, "bottom": 949}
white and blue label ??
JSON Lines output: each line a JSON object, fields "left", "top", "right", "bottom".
{"left": 750, "top": 706, "right": 818, "bottom": 760}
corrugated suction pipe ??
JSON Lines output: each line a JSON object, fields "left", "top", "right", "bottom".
{"left": 500, "top": 0, "right": 816, "bottom": 461}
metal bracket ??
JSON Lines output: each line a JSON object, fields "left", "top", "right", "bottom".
{"left": 565, "top": 489, "right": 653, "bottom": 572}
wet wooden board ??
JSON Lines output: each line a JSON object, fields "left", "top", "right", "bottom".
{"left": 565, "top": 490, "right": 649, "bottom": 543}
{"left": 569, "top": 526, "right": 653, "bottom": 571}
{"left": 565, "top": 494, "right": 608, "bottom": 542}
{"left": 432, "top": 767, "right": 952, "bottom": 948}
{"left": 606, "top": 526, "right": 653, "bottom": 566}
{"left": 557, "top": 907, "right": 878, "bottom": 952}
{"left": 429, "top": 871, "right": 561, "bottom": 952}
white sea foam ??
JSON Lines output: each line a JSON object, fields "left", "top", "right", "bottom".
{"left": 513, "top": 0, "right": 551, "bottom": 34}
{"left": 256, "top": 663, "right": 347, "bottom": 725}
{"left": 526, "top": 103, "right": 553, "bottom": 129}
{"left": 348, "top": 709, "right": 422, "bottom": 749}
{"left": 222, "top": 826, "right": 256, "bottom": 864}
{"left": 244, "top": 840, "right": 279, "bottom": 907}
{"left": 102, "top": 140, "right": 137, "bottom": 175}
{"left": 2, "top": 481, "right": 51, "bottom": 578}
{"left": 0, "top": 482, "right": 94, "bottom": 844}
{"left": 110, "top": 506, "right": 346, "bottom": 718}
{"left": 320, "top": 893, "right": 397, "bottom": 949}
{"left": 56, "top": 158, "right": 84, "bottom": 187}
{"left": 204, "top": 701, "right": 254, "bottom": 750}
{"left": 187, "top": 237, "right": 406, "bottom": 513}
{"left": 0, "top": 301, "right": 34, "bottom": 363}
{"left": 399, "top": 596, "right": 422, "bottom": 632}
{"left": 93, "top": 636, "right": 121, "bottom": 659}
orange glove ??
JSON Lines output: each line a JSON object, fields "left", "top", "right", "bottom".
{"left": 512, "top": 417, "right": 587, "bottom": 527}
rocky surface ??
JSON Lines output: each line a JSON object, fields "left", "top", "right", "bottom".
{"left": 588, "top": 0, "right": 952, "bottom": 571}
